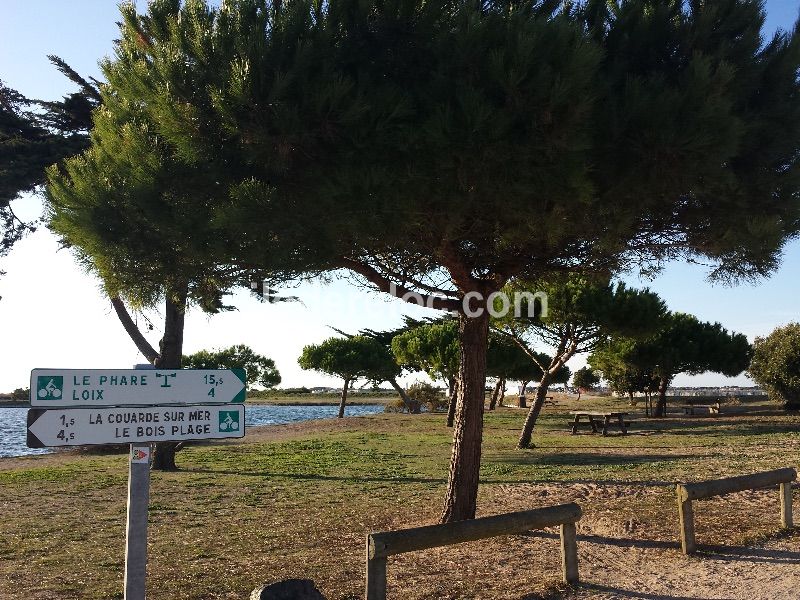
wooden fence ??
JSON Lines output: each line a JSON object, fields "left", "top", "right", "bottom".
{"left": 365, "top": 503, "right": 582, "bottom": 600}
{"left": 676, "top": 467, "right": 796, "bottom": 554}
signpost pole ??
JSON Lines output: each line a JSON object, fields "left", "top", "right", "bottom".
{"left": 26, "top": 363, "right": 247, "bottom": 600}
{"left": 124, "top": 363, "right": 154, "bottom": 600}
{"left": 124, "top": 443, "right": 151, "bottom": 600}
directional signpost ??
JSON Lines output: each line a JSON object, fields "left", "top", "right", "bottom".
{"left": 30, "top": 368, "right": 246, "bottom": 407}
{"left": 26, "top": 366, "right": 247, "bottom": 600}
{"left": 27, "top": 404, "right": 245, "bottom": 448}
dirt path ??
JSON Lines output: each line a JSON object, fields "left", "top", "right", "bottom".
{"left": 494, "top": 481, "right": 799, "bottom": 600}
{"left": 574, "top": 534, "right": 799, "bottom": 600}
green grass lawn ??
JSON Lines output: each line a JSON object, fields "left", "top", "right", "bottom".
{"left": 0, "top": 398, "right": 797, "bottom": 599}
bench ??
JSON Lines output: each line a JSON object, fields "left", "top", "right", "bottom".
{"left": 680, "top": 402, "right": 722, "bottom": 415}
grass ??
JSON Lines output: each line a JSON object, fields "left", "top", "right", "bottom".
{"left": 0, "top": 395, "right": 798, "bottom": 599}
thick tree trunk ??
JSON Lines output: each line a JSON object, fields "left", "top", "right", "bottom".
{"left": 338, "top": 378, "right": 350, "bottom": 418}
{"left": 152, "top": 284, "right": 188, "bottom": 471}
{"left": 389, "top": 378, "right": 418, "bottom": 413}
{"left": 446, "top": 378, "right": 458, "bottom": 427}
{"left": 653, "top": 376, "right": 669, "bottom": 417}
{"left": 518, "top": 380, "right": 529, "bottom": 409}
{"left": 499, "top": 378, "right": 506, "bottom": 406}
{"left": 517, "top": 373, "right": 552, "bottom": 449}
{"left": 488, "top": 379, "right": 502, "bottom": 411}
{"left": 440, "top": 310, "right": 489, "bottom": 523}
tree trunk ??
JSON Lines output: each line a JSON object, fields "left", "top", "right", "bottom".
{"left": 518, "top": 380, "right": 529, "bottom": 409}
{"left": 110, "top": 297, "right": 159, "bottom": 363}
{"left": 151, "top": 284, "right": 188, "bottom": 471}
{"left": 653, "top": 376, "right": 669, "bottom": 417}
{"left": 389, "top": 378, "right": 418, "bottom": 413}
{"left": 446, "top": 378, "right": 458, "bottom": 427}
{"left": 517, "top": 372, "right": 552, "bottom": 449}
{"left": 440, "top": 310, "right": 489, "bottom": 523}
{"left": 499, "top": 378, "right": 505, "bottom": 406}
{"left": 338, "top": 378, "right": 350, "bottom": 418}
{"left": 488, "top": 379, "right": 502, "bottom": 411}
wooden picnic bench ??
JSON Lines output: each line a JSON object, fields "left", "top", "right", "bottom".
{"left": 569, "top": 411, "right": 631, "bottom": 436}
{"left": 680, "top": 401, "right": 722, "bottom": 415}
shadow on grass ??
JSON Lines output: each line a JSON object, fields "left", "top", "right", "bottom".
{"left": 183, "top": 467, "right": 448, "bottom": 484}
{"left": 493, "top": 452, "right": 695, "bottom": 467}
{"left": 622, "top": 418, "right": 800, "bottom": 438}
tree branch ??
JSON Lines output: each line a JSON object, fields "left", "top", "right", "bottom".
{"left": 340, "top": 257, "right": 461, "bottom": 312}
{"left": 492, "top": 326, "right": 546, "bottom": 373}
{"left": 110, "top": 296, "right": 160, "bottom": 363}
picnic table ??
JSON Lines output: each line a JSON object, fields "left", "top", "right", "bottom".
{"left": 569, "top": 411, "right": 631, "bottom": 436}
{"left": 680, "top": 401, "right": 722, "bottom": 415}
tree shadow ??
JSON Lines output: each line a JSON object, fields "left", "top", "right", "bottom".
{"left": 493, "top": 452, "right": 695, "bottom": 467}
{"left": 578, "top": 584, "right": 706, "bottom": 600}
{"left": 183, "top": 466, "right": 448, "bottom": 484}
{"left": 529, "top": 531, "right": 800, "bottom": 566}
{"left": 694, "top": 542, "right": 800, "bottom": 565}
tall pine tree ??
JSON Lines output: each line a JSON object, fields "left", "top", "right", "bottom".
{"left": 57, "top": 0, "right": 800, "bottom": 521}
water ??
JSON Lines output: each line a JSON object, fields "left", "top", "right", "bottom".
{"left": 0, "top": 404, "right": 384, "bottom": 459}
{"left": 0, "top": 408, "right": 51, "bottom": 458}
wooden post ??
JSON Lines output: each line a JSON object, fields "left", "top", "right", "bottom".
{"left": 559, "top": 522, "right": 579, "bottom": 585}
{"left": 366, "top": 504, "right": 582, "bottom": 597}
{"left": 780, "top": 482, "right": 793, "bottom": 528}
{"left": 366, "top": 536, "right": 387, "bottom": 600}
{"left": 677, "top": 485, "right": 696, "bottom": 555}
{"left": 124, "top": 444, "right": 151, "bottom": 600}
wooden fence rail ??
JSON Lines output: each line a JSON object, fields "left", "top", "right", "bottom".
{"left": 365, "top": 503, "right": 582, "bottom": 600}
{"left": 676, "top": 467, "right": 796, "bottom": 554}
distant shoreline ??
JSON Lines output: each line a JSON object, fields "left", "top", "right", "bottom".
{"left": 0, "top": 397, "right": 391, "bottom": 408}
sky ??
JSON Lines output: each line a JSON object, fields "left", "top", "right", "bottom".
{"left": 1, "top": 0, "right": 799, "bottom": 393}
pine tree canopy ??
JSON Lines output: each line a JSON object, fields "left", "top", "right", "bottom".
{"left": 68, "top": 0, "right": 800, "bottom": 301}
{"left": 1, "top": 58, "right": 99, "bottom": 267}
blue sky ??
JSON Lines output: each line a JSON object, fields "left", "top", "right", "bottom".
{"left": 1, "top": 0, "right": 799, "bottom": 392}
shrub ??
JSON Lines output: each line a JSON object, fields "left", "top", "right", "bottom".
{"left": 11, "top": 388, "right": 29, "bottom": 401}
{"left": 407, "top": 381, "right": 449, "bottom": 412}
{"left": 748, "top": 323, "right": 800, "bottom": 410}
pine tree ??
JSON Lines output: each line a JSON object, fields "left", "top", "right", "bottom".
{"left": 0, "top": 57, "right": 99, "bottom": 271}
{"left": 60, "top": 0, "right": 800, "bottom": 521}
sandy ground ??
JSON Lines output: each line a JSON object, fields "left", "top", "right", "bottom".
{"left": 495, "top": 482, "right": 800, "bottom": 600}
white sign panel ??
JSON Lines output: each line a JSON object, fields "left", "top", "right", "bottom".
{"left": 26, "top": 405, "right": 245, "bottom": 448}
{"left": 30, "top": 368, "right": 246, "bottom": 407}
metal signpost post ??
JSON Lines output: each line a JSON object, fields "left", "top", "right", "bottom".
{"left": 125, "top": 443, "right": 151, "bottom": 600}
{"left": 26, "top": 366, "right": 247, "bottom": 600}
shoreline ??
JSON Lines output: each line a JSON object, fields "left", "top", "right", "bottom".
{"left": 1, "top": 397, "right": 392, "bottom": 409}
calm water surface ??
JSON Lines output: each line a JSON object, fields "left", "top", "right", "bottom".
{"left": 0, "top": 404, "right": 383, "bottom": 458}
